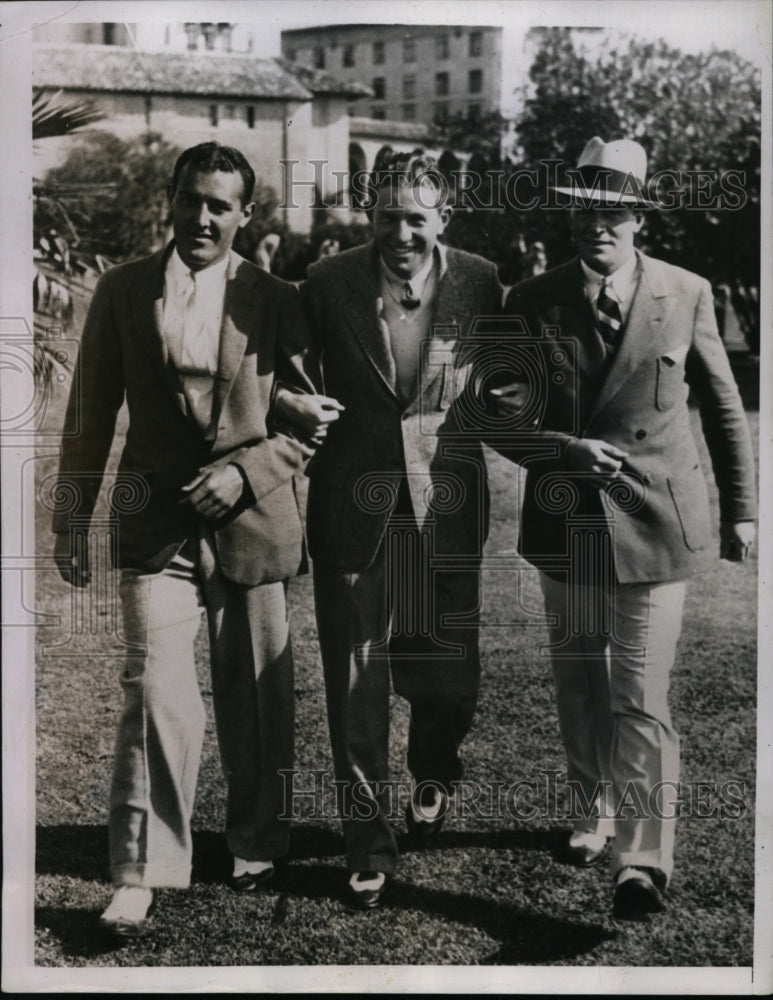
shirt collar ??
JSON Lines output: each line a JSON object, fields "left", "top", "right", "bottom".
{"left": 168, "top": 247, "right": 230, "bottom": 289}
{"left": 580, "top": 251, "right": 638, "bottom": 300}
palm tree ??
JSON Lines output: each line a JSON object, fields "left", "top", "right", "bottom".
{"left": 33, "top": 89, "right": 104, "bottom": 141}
{"left": 33, "top": 88, "right": 104, "bottom": 398}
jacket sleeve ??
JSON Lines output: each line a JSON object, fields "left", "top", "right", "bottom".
{"left": 52, "top": 273, "right": 125, "bottom": 532}
{"left": 208, "top": 281, "right": 323, "bottom": 502}
{"left": 474, "top": 284, "right": 576, "bottom": 468}
{"left": 686, "top": 277, "right": 756, "bottom": 522}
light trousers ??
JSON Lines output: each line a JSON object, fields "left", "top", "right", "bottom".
{"left": 540, "top": 572, "right": 685, "bottom": 889}
{"left": 109, "top": 528, "right": 294, "bottom": 888}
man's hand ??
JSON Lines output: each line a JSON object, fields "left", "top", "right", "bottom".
{"left": 565, "top": 437, "right": 630, "bottom": 485}
{"left": 180, "top": 464, "right": 245, "bottom": 520}
{"left": 53, "top": 532, "right": 90, "bottom": 588}
{"left": 720, "top": 520, "right": 756, "bottom": 562}
{"left": 275, "top": 388, "right": 345, "bottom": 443}
{"left": 489, "top": 381, "right": 532, "bottom": 417}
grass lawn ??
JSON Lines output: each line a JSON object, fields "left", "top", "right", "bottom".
{"left": 32, "top": 356, "right": 759, "bottom": 970}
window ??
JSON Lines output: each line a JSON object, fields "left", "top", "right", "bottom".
{"left": 246, "top": 106, "right": 256, "bottom": 129}
{"left": 286, "top": 48, "right": 296, "bottom": 61}
{"left": 402, "top": 103, "right": 416, "bottom": 121}
{"left": 343, "top": 43, "right": 355, "bottom": 67}
{"left": 468, "top": 102, "right": 481, "bottom": 120}
{"left": 469, "top": 30, "right": 483, "bottom": 57}
{"left": 435, "top": 71, "right": 449, "bottom": 97}
{"left": 403, "top": 75, "right": 416, "bottom": 99}
{"left": 372, "top": 77, "right": 386, "bottom": 99}
{"left": 469, "top": 68, "right": 483, "bottom": 94}
{"left": 403, "top": 38, "right": 416, "bottom": 62}
{"left": 202, "top": 23, "right": 217, "bottom": 50}
{"left": 373, "top": 40, "right": 385, "bottom": 64}
{"left": 313, "top": 46, "right": 325, "bottom": 69}
{"left": 185, "top": 23, "right": 199, "bottom": 50}
{"left": 371, "top": 105, "right": 386, "bottom": 120}
{"left": 435, "top": 35, "right": 449, "bottom": 59}
{"left": 225, "top": 104, "right": 236, "bottom": 119}
{"left": 209, "top": 104, "right": 219, "bottom": 127}
{"left": 144, "top": 95, "right": 152, "bottom": 127}
{"left": 433, "top": 101, "right": 450, "bottom": 123}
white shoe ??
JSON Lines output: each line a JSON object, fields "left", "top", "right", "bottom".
{"left": 231, "top": 857, "right": 275, "bottom": 891}
{"left": 565, "top": 830, "right": 608, "bottom": 865}
{"left": 98, "top": 886, "right": 154, "bottom": 938}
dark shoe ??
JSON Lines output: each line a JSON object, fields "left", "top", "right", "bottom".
{"left": 405, "top": 783, "right": 448, "bottom": 845}
{"left": 564, "top": 830, "right": 607, "bottom": 867}
{"left": 345, "top": 871, "right": 387, "bottom": 910}
{"left": 613, "top": 867, "right": 666, "bottom": 921}
{"left": 98, "top": 887, "right": 155, "bottom": 940}
{"left": 230, "top": 860, "right": 275, "bottom": 893}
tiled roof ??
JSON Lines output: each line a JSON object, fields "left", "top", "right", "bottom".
{"left": 32, "top": 44, "right": 322, "bottom": 100}
{"left": 349, "top": 117, "right": 433, "bottom": 142}
{"left": 275, "top": 58, "right": 372, "bottom": 98}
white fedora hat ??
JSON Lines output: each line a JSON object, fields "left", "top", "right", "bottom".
{"left": 552, "top": 136, "right": 654, "bottom": 207}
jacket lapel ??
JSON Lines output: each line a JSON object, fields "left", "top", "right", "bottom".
{"left": 339, "top": 243, "right": 399, "bottom": 399}
{"left": 587, "top": 253, "right": 672, "bottom": 421}
{"left": 213, "top": 251, "right": 259, "bottom": 419}
{"left": 128, "top": 244, "right": 189, "bottom": 416}
{"left": 418, "top": 248, "right": 468, "bottom": 401}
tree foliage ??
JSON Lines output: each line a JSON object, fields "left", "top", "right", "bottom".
{"left": 438, "top": 28, "right": 760, "bottom": 294}
{"left": 38, "top": 131, "right": 182, "bottom": 261}
{"left": 514, "top": 28, "right": 761, "bottom": 286}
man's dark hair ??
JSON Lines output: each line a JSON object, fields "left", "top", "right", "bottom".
{"left": 169, "top": 142, "right": 256, "bottom": 206}
{"left": 366, "top": 145, "right": 449, "bottom": 212}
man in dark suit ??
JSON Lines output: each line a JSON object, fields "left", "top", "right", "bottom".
{"left": 53, "top": 142, "right": 319, "bottom": 937}
{"left": 278, "top": 148, "right": 502, "bottom": 907}
{"left": 492, "top": 137, "right": 756, "bottom": 919}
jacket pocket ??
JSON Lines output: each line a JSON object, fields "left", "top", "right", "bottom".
{"left": 656, "top": 348, "right": 688, "bottom": 411}
{"left": 667, "top": 463, "right": 711, "bottom": 551}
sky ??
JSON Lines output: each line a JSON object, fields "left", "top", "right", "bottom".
{"left": 13, "top": 0, "right": 770, "bottom": 65}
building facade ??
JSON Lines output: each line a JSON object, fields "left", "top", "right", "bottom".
{"left": 32, "top": 43, "right": 371, "bottom": 234}
{"left": 281, "top": 23, "right": 503, "bottom": 124}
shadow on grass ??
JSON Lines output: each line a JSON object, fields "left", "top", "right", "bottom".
{"left": 36, "top": 823, "right": 614, "bottom": 963}
{"left": 35, "top": 906, "right": 138, "bottom": 959}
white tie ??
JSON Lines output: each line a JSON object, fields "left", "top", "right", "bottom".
{"left": 181, "top": 272, "right": 215, "bottom": 373}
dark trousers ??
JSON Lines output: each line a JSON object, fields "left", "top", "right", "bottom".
{"left": 314, "top": 494, "right": 481, "bottom": 874}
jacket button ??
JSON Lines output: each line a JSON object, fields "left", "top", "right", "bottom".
{"left": 635, "top": 428, "right": 647, "bottom": 440}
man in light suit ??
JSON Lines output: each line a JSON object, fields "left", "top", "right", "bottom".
{"left": 278, "top": 148, "right": 502, "bottom": 907}
{"left": 53, "top": 142, "right": 319, "bottom": 937}
{"left": 492, "top": 137, "right": 756, "bottom": 919}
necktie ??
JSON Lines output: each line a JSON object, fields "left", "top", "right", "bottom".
{"left": 400, "top": 281, "right": 421, "bottom": 310}
{"left": 181, "top": 272, "right": 214, "bottom": 372}
{"left": 596, "top": 280, "right": 623, "bottom": 356}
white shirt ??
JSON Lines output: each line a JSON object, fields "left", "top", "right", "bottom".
{"left": 162, "top": 249, "right": 229, "bottom": 430}
{"left": 163, "top": 248, "right": 228, "bottom": 374}
{"left": 581, "top": 252, "right": 640, "bottom": 327}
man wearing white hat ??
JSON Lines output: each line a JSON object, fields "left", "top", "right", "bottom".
{"left": 491, "top": 137, "right": 756, "bottom": 919}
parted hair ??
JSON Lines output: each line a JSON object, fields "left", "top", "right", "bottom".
{"left": 169, "top": 142, "right": 256, "bottom": 206}
{"left": 367, "top": 145, "right": 449, "bottom": 211}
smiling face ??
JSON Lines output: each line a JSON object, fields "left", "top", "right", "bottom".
{"left": 169, "top": 165, "right": 254, "bottom": 272}
{"left": 569, "top": 205, "right": 644, "bottom": 275}
{"left": 372, "top": 177, "right": 451, "bottom": 279}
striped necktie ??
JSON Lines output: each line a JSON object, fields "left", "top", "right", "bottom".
{"left": 596, "top": 280, "right": 623, "bottom": 356}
